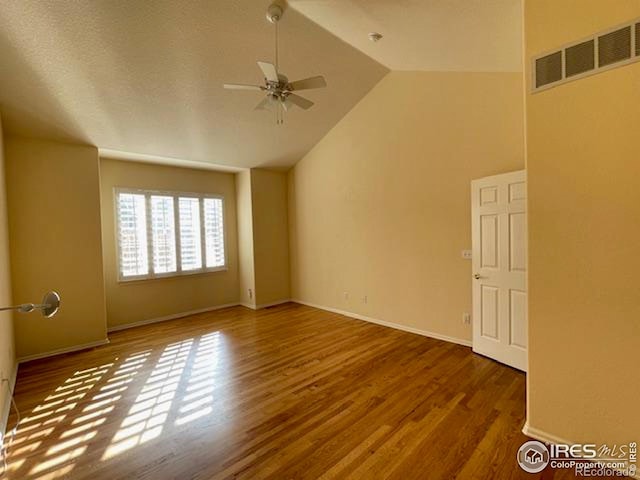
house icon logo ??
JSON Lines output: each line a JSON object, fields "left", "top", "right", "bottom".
{"left": 517, "top": 440, "right": 550, "bottom": 473}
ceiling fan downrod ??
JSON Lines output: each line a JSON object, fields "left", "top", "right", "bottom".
{"left": 268, "top": 4, "right": 283, "bottom": 124}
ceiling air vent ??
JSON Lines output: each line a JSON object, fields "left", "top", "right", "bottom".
{"left": 532, "top": 17, "right": 640, "bottom": 92}
{"left": 598, "top": 26, "right": 631, "bottom": 67}
{"left": 535, "top": 51, "right": 562, "bottom": 88}
{"left": 565, "top": 40, "right": 595, "bottom": 77}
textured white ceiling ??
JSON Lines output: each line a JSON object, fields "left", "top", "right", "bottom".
{"left": 289, "top": 0, "right": 523, "bottom": 72}
{"left": 0, "top": 1, "right": 388, "bottom": 169}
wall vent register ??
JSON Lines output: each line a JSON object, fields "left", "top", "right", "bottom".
{"left": 533, "top": 19, "right": 640, "bottom": 92}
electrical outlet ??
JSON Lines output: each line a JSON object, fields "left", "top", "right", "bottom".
{"left": 248, "top": 289, "right": 253, "bottom": 300}
{"left": 463, "top": 313, "right": 471, "bottom": 325}
{"left": 363, "top": 295, "right": 368, "bottom": 304}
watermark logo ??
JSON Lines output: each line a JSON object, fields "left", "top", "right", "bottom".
{"left": 517, "top": 440, "right": 637, "bottom": 477}
{"left": 517, "top": 441, "right": 550, "bottom": 473}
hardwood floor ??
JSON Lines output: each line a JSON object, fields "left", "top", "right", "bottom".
{"left": 1, "top": 304, "right": 596, "bottom": 479}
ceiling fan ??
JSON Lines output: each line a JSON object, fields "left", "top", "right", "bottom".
{"left": 223, "top": 3, "right": 327, "bottom": 124}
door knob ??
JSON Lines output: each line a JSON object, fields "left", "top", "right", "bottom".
{"left": 474, "top": 273, "right": 482, "bottom": 280}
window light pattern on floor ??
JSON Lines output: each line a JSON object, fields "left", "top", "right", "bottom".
{"left": 3, "top": 331, "right": 227, "bottom": 480}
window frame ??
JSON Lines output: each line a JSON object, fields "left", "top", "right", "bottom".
{"left": 114, "top": 187, "right": 228, "bottom": 283}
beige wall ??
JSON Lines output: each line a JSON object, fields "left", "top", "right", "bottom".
{"left": 288, "top": 71, "right": 525, "bottom": 343}
{"left": 251, "top": 169, "right": 290, "bottom": 307}
{"left": 100, "top": 159, "right": 239, "bottom": 328}
{"left": 525, "top": 1, "right": 640, "bottom": 445}
{"left": 235, "top": 169, "right": 290, "bottom": 308}
{"left": 6, "top": 138, "right": 107, "bottom": 359}
{"left": 236, "top": 170, "right": 256, "bottom": 307}
{"left": 0, "top": 114, "right": 16, "bottom": 430}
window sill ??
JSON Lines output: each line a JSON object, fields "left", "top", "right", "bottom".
{"left": 117, "top": 266, "right": 228, "bottom": 284}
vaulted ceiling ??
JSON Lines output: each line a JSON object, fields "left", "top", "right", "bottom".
{"left": 0, "top": 1, "right": 388, "bottom": 169}
{"left": 0, "top": 1, "right": 523, "bottom": 170}
{"left": 289, "top": 0, "right": 523, "bottom": 72}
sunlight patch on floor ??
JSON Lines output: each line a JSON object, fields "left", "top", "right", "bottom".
{"left": 6, "top": 332, "right": 230, "bottom": 479}
{"left": 101, "top": 339, "right": 193, "bottom": 460}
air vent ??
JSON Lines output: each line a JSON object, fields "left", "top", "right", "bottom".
{"left": 535, "top": 52, "right": 562, "bottom": 88}
{"left": 565, "top": 40, "right": 595, "bottom": 77}
{"left": 532, "top": 17, "right": 640, "bottom": 92}
{"left": 598, "top": 26, "right": 631, "bottom": 67}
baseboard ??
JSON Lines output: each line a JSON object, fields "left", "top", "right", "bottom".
{"left": 107, "top": 302, "right": 241, "bottom": 333}
{"left": 292, "top": 299, "right": 472, "bottom": 348}
{"left": 522, "top": 422, "right": 575, "bottom": 446}
{"left": 256, "top": 299, "right": 291, "bottom": 309}
{"left": 0, "top": 362, "right": 18, "bottom": 449}
{"left": 240, "top": 299, "right": 291, "bottom": 310}
{"left": 17, "top": 339, "right": 111, "bottom": 364}
{"left": 523, "top": 422, "right": 640, "bottom": 479}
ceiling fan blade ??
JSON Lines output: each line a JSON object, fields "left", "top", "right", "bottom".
{"left": 257, "top": 61, "right": 279, "bottom": 83}
{"left": 287, "top": 93, "right": 314, "bottom": 110}
{"left": 287, "top": 76, "right": 327, "bottom": 91}
{"left": 223, "top": 83, "right": 264, "bottom": 91}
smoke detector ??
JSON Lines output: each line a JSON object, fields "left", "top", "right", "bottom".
{"left": 368, "top": 32, "right": 383, "bottom": 42}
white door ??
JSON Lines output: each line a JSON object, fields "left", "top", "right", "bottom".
{"left": 471, "top": 170, "right": 527, "bottom": 371}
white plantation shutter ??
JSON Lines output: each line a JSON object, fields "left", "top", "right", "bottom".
{"left": 150, "top": 195, "right": 177, "bottom": 274}
{"left": 178, "top": 197, "right": 203, "bottom": 271}
{"left": 116, "top": 189, "right": 225, "bottom": 280}
{"left": 117, "top": 193, "right": 149, "bottom": 277}
{"left": 203, "top": 198, "right": 225, "bottom": 268}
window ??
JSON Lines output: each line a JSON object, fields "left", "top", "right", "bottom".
{"left": 150, "top": 195, "right": 176, "bottom": 274}
{"left": 117, "top": 193, "right": 149, "bottom": 277}
{"left": 203, "top": 198, "right": 225, "bottom": 268}
{"left": 178, "top": 197, "right": 202, "bottom": 271}
{"left": 115, "top": 188, "right": 226, "bottom": 280}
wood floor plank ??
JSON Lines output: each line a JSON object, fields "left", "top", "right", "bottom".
{"left": 2, "top": 304, "right": 613, "bottom": 479}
